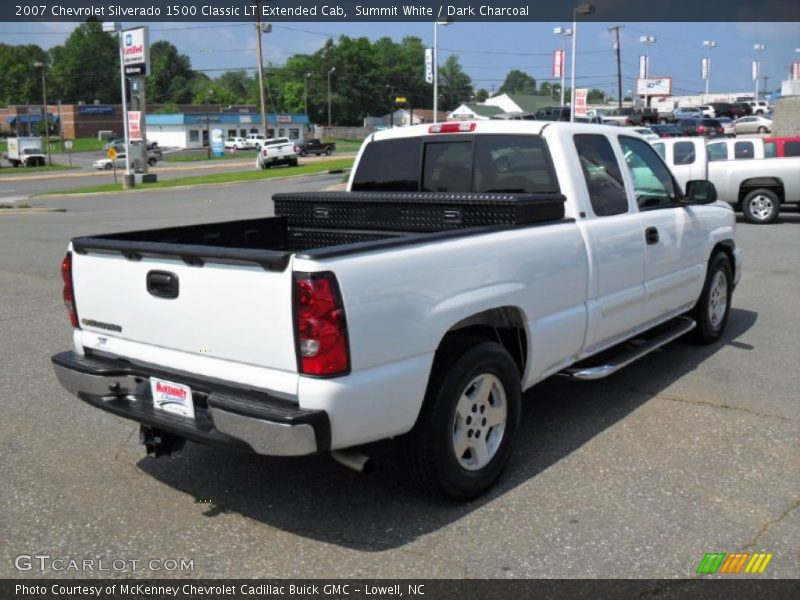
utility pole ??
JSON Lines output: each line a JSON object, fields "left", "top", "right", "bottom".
{"left": 608, "top": 25, "right": 624, "bottom": 109}
{"left": 763, "top": 75, "right": 769, "bottom": 100}
{"left": 255, "top": 1, "right": 268, "bottom": 139}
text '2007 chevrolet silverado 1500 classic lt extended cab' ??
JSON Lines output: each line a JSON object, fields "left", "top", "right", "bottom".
{"left": 52, "top": 122, "right": 741, "bottom": 499}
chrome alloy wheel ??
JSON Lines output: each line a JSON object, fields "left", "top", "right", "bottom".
{"left": 708, "top": 270, "right": 728, "bottom": 330}
{"left": 748, "top": 195, "right": 774, "bottom": 221}
{"left": 452, "top": 373, "right": 507, "bottom": 471}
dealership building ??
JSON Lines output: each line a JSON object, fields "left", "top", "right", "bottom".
{"left": 145, "top": 112, "right": 310, "bottom": 149}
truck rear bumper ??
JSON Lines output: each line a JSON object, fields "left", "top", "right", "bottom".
{"left": 51, "top": 351, "right": 330, "bottom": 457}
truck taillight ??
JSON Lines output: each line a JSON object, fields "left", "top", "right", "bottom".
{"left": 61, "top": 252, "right": 79, "bottom": 328}
{"left": 294, "top": 272, "right": 349, "bottom": 376}
{"left": 428, "top": 122, "right": 476, "bottom": 133}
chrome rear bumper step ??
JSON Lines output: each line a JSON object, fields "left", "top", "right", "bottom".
{"left": 561, "top": 316, "right": 696, "bottom": 381}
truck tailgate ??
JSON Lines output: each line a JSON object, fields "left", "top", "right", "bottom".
{"left": 71, "top": 251, "right": 298, "bottom": 385}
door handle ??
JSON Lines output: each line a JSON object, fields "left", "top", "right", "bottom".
{"left": 645, "top": 227, "right": 659, "bottom": 245}
{"left": 147, "top": 271, "right": 179, "bottom": 299}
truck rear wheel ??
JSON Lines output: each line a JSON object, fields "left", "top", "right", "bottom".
{"left": 403, "top": 336, "right": 521, "bottom": 500}
{"left": 742, "top": 188, "right": 779, "bottom": 224}
{"left": 688, "top": 252, "right": 733, "bottom": 345}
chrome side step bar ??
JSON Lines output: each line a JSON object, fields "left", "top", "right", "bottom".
{"left": 561, "top": 316, "right": 696, "bottom": 381}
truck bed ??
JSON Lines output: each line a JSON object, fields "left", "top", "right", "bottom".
{"left": 71, "top": 191, "right": 566, "bottom": 271}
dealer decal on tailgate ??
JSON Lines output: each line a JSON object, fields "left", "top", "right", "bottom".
{"left": 150, "top": 378, "right": 195, "bottom": 419}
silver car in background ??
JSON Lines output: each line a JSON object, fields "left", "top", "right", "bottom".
{"left": 734, "top": 115, "right": 772, "bottom": 135}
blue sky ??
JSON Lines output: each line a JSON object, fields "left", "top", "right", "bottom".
{"left": 2, "top": 21, "right": 798, "bottom": 97}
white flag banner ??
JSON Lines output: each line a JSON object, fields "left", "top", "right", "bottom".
{"left": 701, "top": 57, "right": 709, "bottom": 80}
{"left": 752, "top": 60, "right": 759, "bottom": 81}
{"left": 639, "top": 55, "right": 647, "bottom": 79}
{"left": 425, "top": 48, "right": 434, "bottom": 84}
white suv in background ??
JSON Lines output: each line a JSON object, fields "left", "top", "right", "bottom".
{"left": 748, "top": 101, "right": 769, "bottom": 115}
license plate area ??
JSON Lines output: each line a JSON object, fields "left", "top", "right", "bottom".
{"left": 150, "top": 377, "right": 195, "bottom": 419}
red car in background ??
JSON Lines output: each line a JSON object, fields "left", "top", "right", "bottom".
{"left": 764, "top": 138, "right": 800, "bottom": 158}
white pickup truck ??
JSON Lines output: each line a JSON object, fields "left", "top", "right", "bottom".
{"left": 256, "top": 137, "right": 298, "bottom": 169}
{"left": 52, "top": 122, "right": 740, "bottom": 499}
{"left": 651, "top": 137, "right": 800, "bottom": 223}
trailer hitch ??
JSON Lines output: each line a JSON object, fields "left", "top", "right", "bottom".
{"left": 139, "top": 425, "right": 186, "bottom": 458}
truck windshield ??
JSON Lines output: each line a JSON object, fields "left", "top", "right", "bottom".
{"left": 352, "top": 134, "right": 559, "bottom": 194}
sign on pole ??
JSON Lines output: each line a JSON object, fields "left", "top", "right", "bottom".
{"left": 752, "top": 60, "right": 759, "bottom": 81}
{"left": 122, "top": 27, "right": 150, "bottom": 76}
{"left": 574, "top": 89, "right": 588, "bottom": 117}
{"left": 701, "top": 57, "right": 709, "bottom": 80}
{"left": 106, "top": 147, "right": 118, "bottom": 160}
{"left": 639, "top": 55, "right": 648, "bottom": 79}
{"left": 211, "top": 129, "right": 224, "bottom": 158}
{"left": 552, "top": 50, "right": 564, "bottom": 78}
{"left": 127, "top": 111, "right": 142, "bottom": 142}
{"left": 395, "top": 96, "right": 407, "bottom": 104}
{"left": 425, "top": 48, "right": 434, "bottom": 84}
{"left": 794, "top": 62, "right": 800, "bottom": 80}
{"left": 636, "top": 77, "right": 673, "bottom": 96}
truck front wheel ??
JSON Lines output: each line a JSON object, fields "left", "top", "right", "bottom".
{"left": 742, "top": 188, "right": 779, "bottom": 224}
{"left": 688, "top": 252, "right": 733, "bottom": 345}
{"left": 404, "top": 337, "right": 521, "bottom": 500}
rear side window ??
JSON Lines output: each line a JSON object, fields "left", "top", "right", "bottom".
{"left": 673, "top": 142, "right": 696, "bottom": 165}
{"left": 573, "top": 134, "right": 628, "bottom": 217}
{"left": 734, "top": 141, "right": 754, "bottom": 159}
{"left": 784, "top": 141, "right": 800, "bottom": 157}
{"left": 764, "top": 142, "right": 777, "bottom": 158}
{"left": 352, "top": 138, "right": 421, "bottom": 191}
{"left": 707, "top": 143, "right": 728, "bottom": 161}
{"left": 422, "top": 142, "right": 473, "bottom": 192}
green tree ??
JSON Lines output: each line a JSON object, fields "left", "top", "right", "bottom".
{"left": 0, "top": 43, "right": 49, "bottom": 105}
{"left": 474, "top": 88, "right": 489, "bottom": 103}
{"left": 148, "top": 41, "right": 195, "bottom": 104}
{"left": 48, "top": 19, "right": 119, "bottom": 103}
{"left": 587, "top": 88, "right": 606, "bottom": 103}
{"left": 438, "top": 55, "right": 472, "bottom": 112}
{"left": 498, "top": 69, "right": 536, "bottom": 95}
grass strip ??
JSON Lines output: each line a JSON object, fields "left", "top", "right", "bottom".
{"left": 41, "top": 158, "right": 355, "bottom": 196}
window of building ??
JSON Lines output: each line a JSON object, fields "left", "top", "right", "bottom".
{"left": 573, "top": 134, "right": 628, "bottom": 216}
{"left": 673, "top": 141, "right": 696, "bottom": 165}
{"left": 289, "top": 128, "right": 300, "bottom": 140}
{"left": 619, "top": 136, "right": 679, "bottom": 211}
{"left": 734, "top": 141, "right": 754, "bottom": 159}
{"left": 188, "top": 130, "right": 200, "bottom": 143}
{"left": 227, "top": 129, "right": 236, "bottom": 138}
{"left": 278, "top": 128, "right": 285, "bottom": 137}
{"left": 240, "top": 129, "right": 247, "bottom": 137}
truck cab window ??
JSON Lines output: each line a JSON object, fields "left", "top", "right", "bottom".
{"left": 707, "top": 143, "right": 728, "bottom": 162}
{"left": 473, "top": 135, "right": 558, "bottom": 193}
{"left": 573, "top": 134, "right": 628, "bottom": 217}
{"left": 673, "top": 141, "right": 696, "bottom": 165}
{"left": 422, "top": 142, "right": 472, "bottom": 192}
{"left": 619, "top": 136, "right": 679, "bottom": 211}
{"left": 734, "top": 141, "right": 754, "bottom": 159}
{"left": 351, "top": 138, "right": 421, "bottom": 191}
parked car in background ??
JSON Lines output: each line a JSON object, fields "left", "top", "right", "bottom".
{"left": 747, "top": 100, "right": 770, "bottom": 115}
{"left": 707, "top": 103, "right": 735, "bottom": 119}
{"left": 733, "top": 115, "right": 772, "bottom": 135}
{"left": 295, "top": 139, "right": 336, "bottom": 156}
{"left": 625, "top": 108, "right": 659, "bottom": 126}
{"left": 676, "top": 118, "right": 724, "bottom": 138}
{"left": 93, "top": 153, "right": 126, "bottom": 170}
{"left": 102, "top": 137, "right": 124, "bottom": 150}
{"left": 535, "top": 106, "right": 570, "bottom": 121}
{"left": 631, "top": 127, "right": 660, "bottom": 141}
{"left": 649, "top": 124, "right": 684, "bottom": 138}
{"left": 716, "top": 117, "right": 736, "bottom": 137}
{"left": 764, "top": 137, "right": 800, "bottom": 158}
{"left": 224, "top": 137, "right": 249, "bottom": 150}
{"left": 672, "top": 107, "right": 704, "bottom": 121}
{"left": 730, "top": 103, "right": 751, "bottom": 118}
{"left": 246, "top": 133, "right": 267, "bottom": 149}
{"left": 697, "top": 105, "right": 715, "bottom": 117}
{"left": 652, "top": 136, "right": 800, "bottom": 223}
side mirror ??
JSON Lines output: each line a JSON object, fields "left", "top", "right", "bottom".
{"left": 684, "top": 180, "right": 717, "bottom": 205}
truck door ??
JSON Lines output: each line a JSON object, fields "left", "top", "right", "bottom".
{"left": 572, "top": 133, "right": 646, "bottom": 354}
{"left": 668, "top": 139, "right": 703, "bottom": 192}
{"left": 618, "top": 135, "right": 706, "bottom": 323}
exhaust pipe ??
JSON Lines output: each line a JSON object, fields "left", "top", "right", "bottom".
{"left": 331, "top": 450, "right": 374, "bottom": 474}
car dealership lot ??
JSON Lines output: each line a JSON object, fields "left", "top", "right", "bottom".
{"left": 0, "top": 179, "right": 797, "bottom": 579}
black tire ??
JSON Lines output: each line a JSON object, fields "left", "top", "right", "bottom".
{"left": 403, "top": 336, "right": 521, "bottom": 500}
{"left": 299, "top": 149, "right": 307, "bottom": 157}
{"left": 688, "top": 252, "right": 733, "bottom": 345}
{"left": 325, "top": 147, "right": 333, "bottom": 156}
{"left": 104, "top": 163, "right": 112, "bottom": 170}
{"left": 757, "top": 126, "right": 768, "bottom": 134}
{"left": 742, "top": 187, "right": 780, "bottom": 224}
{"left": 290, "top": 158, "right": 298, "bottom": 167}
{"left": 147, "top": 157, "right": 157, "bottom": 167}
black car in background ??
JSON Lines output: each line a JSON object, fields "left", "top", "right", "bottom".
{"left": 731, "top": 102, "right": 753, "bottom": 117}
{"left": 675, "top": 118, "right": 725, "bottom": 138}
{"left": 708, "top": 102, "right": 736, "bottom": 118}
{"left": 649, "top": 124, "right": 685, "bottom": 138}
{"left": 535, "top": 106, "right": 571, "bottom": 121}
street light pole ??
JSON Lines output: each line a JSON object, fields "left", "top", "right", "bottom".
{"left": 33, "top": 61, "right": 50, "bottom": 165}
{"left": 255, "top": 4, "right": 271, "bottom": 138}
{"left": 753, "top": 43, "right": 766, "bottom": 101}
{"left": 569, "top": 4, "right": 595, "bottom": 122}
{"left": 703, "top": 40, "right": 717, "bottom": 102}
{"left": 433, "top": 17, "right": 453, "bottom": 124}
{"left": 639, "top": 35, "right": 656, "bottom": 108}
{"left": 327, "top": 67, "right": 336, "bottom": 127}
{"left": 554, "top": 27, "right": 573, "bottom": 108}
{"left": 304, "top": 72, "right": 311, "bottom": 116}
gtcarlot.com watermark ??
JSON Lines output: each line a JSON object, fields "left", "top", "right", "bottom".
{"left": 14, "top": 554, "right": 194, "bottom": 573}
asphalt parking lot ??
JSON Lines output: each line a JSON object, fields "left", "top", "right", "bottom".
{"left": 0, "top": 178, "right": 798, "bottom": 579}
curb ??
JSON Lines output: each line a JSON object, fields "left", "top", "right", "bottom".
{"left": 0, "top": 207, "right": 66, "bottom": 215}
